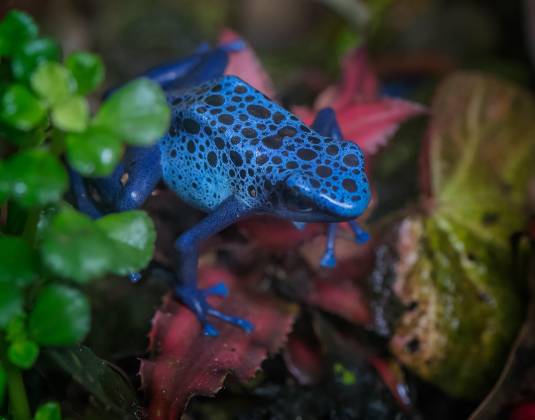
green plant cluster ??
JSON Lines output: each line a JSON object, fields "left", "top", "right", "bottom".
{"left": 0, "top": 10, "right": 170, "bottom": 420}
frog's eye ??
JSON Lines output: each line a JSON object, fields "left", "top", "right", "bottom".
{"left": 282, "top": 187, "right": 314, "bottom": 212}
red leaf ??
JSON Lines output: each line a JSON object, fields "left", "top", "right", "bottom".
{"left": 368, "top": 356, "right": 412, "bottom": 410}
{"left": 293, "top": 47, "right": 426, "bottom": 156}
{"left": 510, "top": 403, "right": 535, "bottom": 420}
{"left": 283, "top": 332, "right": 324, "bottom": 385}
{"left": 140, "top": 266, "right": 297, "bottom": 419}
{"left": 219, "top": 29, "right": 275, "bottom": 98}
{"left": 238, "top": 216, "right": 323, "bottom": 251}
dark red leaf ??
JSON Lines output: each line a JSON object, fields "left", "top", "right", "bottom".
{"left": 294, "top": 47, "right": 425, "bottom": 156}
{"left": 368, "top": 356, "right": 412, "bottom": 410}
{"left": 510, "top": 403, "right": 535, "bottom": 420}
{"left": 283, "top": 332, "right": 324, "bottom": 385}
{"left": 238, "top": 216, "right": 323, "bottom": 251}
{"left": 140, "top": 266, "right": 297, "bottom": 419}
{"left": 219, "top": 28, "right": 275, "bottom": 98}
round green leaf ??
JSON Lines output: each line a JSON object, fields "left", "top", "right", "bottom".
{"left": 66, "top": 127, "right": 122, "bottom": 176}
{"left": 35, "top": 401, "right": 61, "bottom": 420}
{"left": 40, "top": 207, "right": 114, "bottom": 283}
{"left": 0, "top": 236, "right": 37, "bottom": 287}
{"left": 0, "top": 84, "right": 46, "bottom": 131}
{"left": 28, "top": 285, "right": 90, "bottom": 346}
{"left": 31, "top": 62, "right": 76, "bottom": 105}
{"left": 51, "top": 95, "right": 89, "bottom": 132}
{"left": 7, "top": 340, "right": 39, "bottom": 369}
{"left": 94, "top": 78, "right": 170, "bottom": 146}
{"left": 11, "top": 37, "right": 61, "bottom": 81}
{"left": 6, "top": 149, "right": 67, "bottom": 207}
{"left": 66, "top": 52, "right": 104, "bottom": 95}
{"left": 0, "top": 10, "right": 38, "bottom": 57}
{"left": 0, "top": 163, "right": 10, "bottom": 204}
{"left": 0, "top": 284, "right": 23, "bottom": 328}
{"left": 96, "top": 210, "right": 156, "bottom": 275}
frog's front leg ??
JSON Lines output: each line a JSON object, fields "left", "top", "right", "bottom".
{"left": 310, "top": 108, "right": 370, "bottom": 268}
{"left": 174, "top": 196, "right": 256, "bottom": 336}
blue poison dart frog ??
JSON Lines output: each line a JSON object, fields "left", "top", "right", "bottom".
{"left": 70, "top": 42, "right": 371, "bottom": 336}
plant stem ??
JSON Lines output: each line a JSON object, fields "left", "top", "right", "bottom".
{"left": 22, "top": 209, "right": 40, "bottom": 246}
{"left": 1, "top": 340, "right": 31, "bottom": 420}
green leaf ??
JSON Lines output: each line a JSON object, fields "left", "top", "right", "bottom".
{"left": 28, "top": 285, "right": 90, "bottom": 346}
{"left": 66, "top": 126, "right": 122, "bottom": 176}
{"left": 96, "top": 210, "right": 156, "bottom": 275}
{"left": 0, "top": 236, "right": 37, "bottom": 287}
{"left": 0, "top": 121, "right": 47, "bottom": 147}
{"left": 4, "top": 149, "right": 67, "bottom": 207}
{"left": 31, "top": 62, "right": 76, "bottom": 105}
{"left": 40, "top": 207, "right": 114, "bottom": 283}
{"left": 0, "top": 84, "right": 46, "bottom": 131}
{"left": 51, "top": 95, "right": 89, "bottom": 132}
{"left": 0, "top": 10, "right": 38, "bottom": 57}
{"left": 6, "top": 315, "right": 26, "bottom": 343}
{"left": 45, "top": 345, "right": 139, "bottom": 416}
{"left": 34, "top": 402, "right": 61, "bottom": 420}
{"left": 7, "top": 339, "right": 39, "bottom": 369}
{"left": 66, "top": 52, "right": 104, "bottom": 95}
{"left": 0, "top": 284, "right": 24, "bottom": 328}
{"left": 94, "top": 78, "right": 170, "bottom": 146}
{"left": 11, "top": 37, "right": 61, "bottom": 81}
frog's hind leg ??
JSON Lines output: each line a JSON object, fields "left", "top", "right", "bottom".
{"left": 70, "top": 144, "right": 163, "bottom": 282}
{"left": 174, "top": 196, "right": 256, "bottom": 336}
{"left": 143, "top": 43, "right": 237, "bottom": 91}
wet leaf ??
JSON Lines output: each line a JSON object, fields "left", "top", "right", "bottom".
{"left": 65, "top": 126, "right": 122, "bottom": 176}
{"left": 0, "top": 10, "right": 38, "bottom": 57}
{"left": 0, "top": 84, "right": 46, "bottom": 131}
{"left": 28, "top": 284, "right": 90, "bottom": 346}
{"left": 96, "top": 210, "right": 156, "bottom": 276}
{"left": 0, "top": 284, "right": 23, "bottom": 328}
{"left": 11, "top": 38, "right": 61, "bottom": 81}
{"left": 40, "top": 207, "right": 156, "bottom": 282}
{"left": 34, "top": 401, "right": 61, "bottom": 420}
{"left": 40, "top": 207, "right": 113, "bottom": 283}
{"left": 4, "top": 149, "right": 67, "bottom": 208}
{"left": 31, "top": 62, "right": 76, "bottom": 106}
{"left": 66, "top": 52, "right": 105, "bottom": 95}
{"left": 51, "top": 95, "right": 89, "bottom": 132}
{"left": 7, "top": 339, "right": 39, "bottom": 369}
{"left": 94, "top": 78, "right": 170, "bottom": 146}
{"left": 0, "top": 236, "right": 37, "bottom": 287}
{"left": 46, "top": 345, "right": 139, "bottom": 416}
{"left": 140, "top": 266, "right": 297, "bottom": 418}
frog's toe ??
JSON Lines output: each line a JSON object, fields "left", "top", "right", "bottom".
{"left": 203, "top": 322, "right": 219, "bottom": 337}
{"left": 207, "top": 307, "right": 254, "bottom": 333}
{"left": 202, "top": 282, "right": 229, "bottom": 298}
{"left": 129, "top": 272, "right": 142, "bottom": 283}
{"left": 320, "top": 250, "right": 337, "bottom": 268}
{"left": 175, "top": 283, "right": 254, "bottom": 335}
{"left": 349, "top": 221, "right": 370, "bottom": 244}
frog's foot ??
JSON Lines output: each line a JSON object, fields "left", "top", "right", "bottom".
{"left": 128, "top": 272, "right": 142, "bottom": 283}
{"left": 174, "top": 282, "right": 254, "bottom": 337}
{"left": 320, "top": 223, "right": 338, "bottom": 269}
{"left": 349, "top": 220, "right": 370, "bottom": 244}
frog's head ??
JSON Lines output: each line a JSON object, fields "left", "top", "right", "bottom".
{"left": 272, "top": 142, "right": 371, "bottom": 222}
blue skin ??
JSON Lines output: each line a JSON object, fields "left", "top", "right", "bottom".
{"left": 71, "top": 44, "right": 371, "bottom": 336}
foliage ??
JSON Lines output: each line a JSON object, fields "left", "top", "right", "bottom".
{"left": 0, "top": 10, "right": 169, "bottom": 419}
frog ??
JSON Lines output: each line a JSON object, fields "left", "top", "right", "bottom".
{"left": 70, "top": 42, "right": 371, "bottom": 336}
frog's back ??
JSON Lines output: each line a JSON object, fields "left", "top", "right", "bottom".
{"left": 159, "top": 75, "right": 300, "bottom": 211}
{"left": 159, "top": 75, "right": 369, "bottom": 217}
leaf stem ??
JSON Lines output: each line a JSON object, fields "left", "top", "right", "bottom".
{"left": 1, "top": 339, "right": 31, "bottom": 420}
